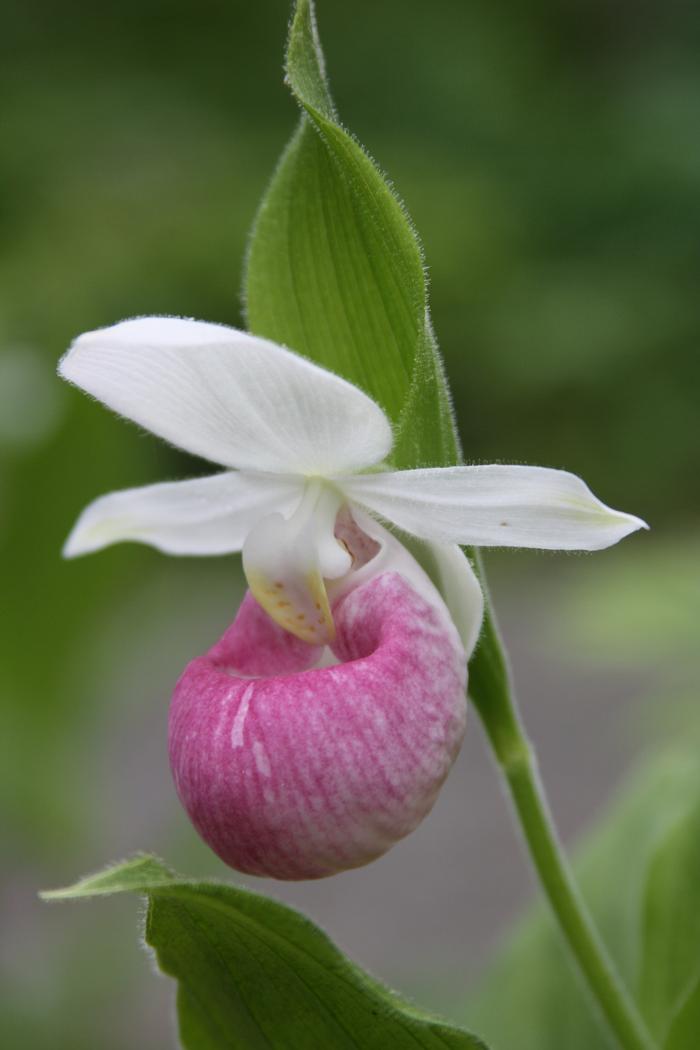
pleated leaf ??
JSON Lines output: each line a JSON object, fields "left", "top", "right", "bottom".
{"left": 43, "top": 855, "right": 488, "bottom": 1050}
{"left": 245, "top": 0, "right": 458, "bottom": 470}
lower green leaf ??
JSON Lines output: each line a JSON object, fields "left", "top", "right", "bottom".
{"left": 42, "top": 855, "right": 488, "bottom": 1050}
{"left": 664, "top": 979, "right": 700, "bottom": 1050}
{"left": 464, "top": 751, "right": 700, "bottom": 1050}
{"left": 639, "top": 804, "right": 700, "bottom": 1040}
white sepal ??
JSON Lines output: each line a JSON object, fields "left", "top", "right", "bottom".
{"left": 59, "top": 317, "right": 393, "bottom": 475}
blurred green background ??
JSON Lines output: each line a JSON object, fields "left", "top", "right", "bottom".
{"left": 1, "top": 1, "right": 698, "bottom": 1047}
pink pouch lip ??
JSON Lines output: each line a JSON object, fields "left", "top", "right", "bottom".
{"left": 169, "top": 570, "right": 467, "bottom": 880}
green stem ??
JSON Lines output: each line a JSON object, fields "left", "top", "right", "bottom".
{"left": 468, "top": 564, "right": 657, "bottom": 1050}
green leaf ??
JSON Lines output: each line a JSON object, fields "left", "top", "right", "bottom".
{"left": 244, "top": 0, "right": 504, "bottom": 709}
{"left": 245, "top": 0, "right": 458, "bottom": 469}
{"left": 243, "top": 0, "right": 506, "bottom": 721}
{"left": 42, "top": 855, "right": 488, "bottom": 1050}
{"left": 664, "top": 978, "right": 700, "bottom": 1050}
{"left": 639, "top": 804, "right": 700, "bottom": 1041}
{"left": 464, "top": 751, "right": 700, "bottom": 1050}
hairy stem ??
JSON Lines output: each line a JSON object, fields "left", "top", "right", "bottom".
{"left": 468, "top": 566, "right": 656, "bottom": 1050}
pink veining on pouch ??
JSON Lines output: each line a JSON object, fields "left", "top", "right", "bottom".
{"left": 169, "top": 571, "right": 467, "bottom": 879}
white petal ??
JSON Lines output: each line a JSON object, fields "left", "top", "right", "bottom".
{"left": 426, "top": 543, "right": 484, "bottom": 658}
{"left": 59, "top": 317, "right": 393, "bottom": 474}
{"left": 341, "top": 465, "right": 648, "bottom": 551}
{"left": 63, "top": 471, "right": 303, "bottom": 558}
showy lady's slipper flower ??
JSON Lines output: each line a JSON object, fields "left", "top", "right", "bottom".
{"left": 59, "top": 316, "right": 646, "bottom": 878}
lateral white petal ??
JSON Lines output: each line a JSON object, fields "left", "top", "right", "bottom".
{"left": 342, "top": 465, "right": 648, "bottom": 551}
{"left": 427, "top": 543, "right": 484, "bottom": 658}
{"left": 63, "top": 471, "right": 303, "bottom": 558}
{"left": 59, "top": 317, "right": 393, "bottom": 474}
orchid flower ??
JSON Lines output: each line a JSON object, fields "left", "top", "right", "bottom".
{"left": 60, "top": 317, "right": 645, "bottom": 635}
{"left": 59, "top": 315, "right": 646, "bottom": 878}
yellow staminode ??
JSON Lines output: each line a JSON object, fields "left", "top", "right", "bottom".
{"left": 242, "top": 480, "right": 351, "bottom": 645}
{"left": 246, "top": 567, "right": 336, "bottom": 645}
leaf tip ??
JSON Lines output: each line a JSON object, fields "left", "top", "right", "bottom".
{"left": 285, "top": 0, "right": 336, "bottom": 121}
{"left": 39, "top": 853, "right": 175, "bottom": 902}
